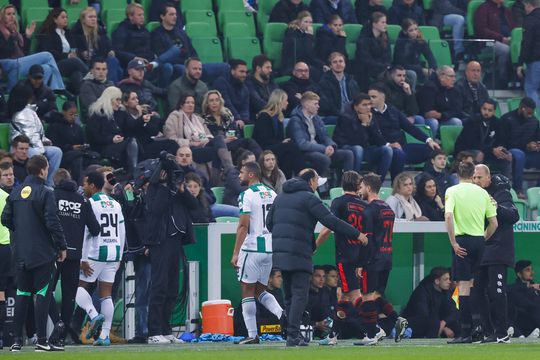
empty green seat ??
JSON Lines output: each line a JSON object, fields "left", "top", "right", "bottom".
{"left": 181, "top": 0, "right": 213, "bottom": 13}
{"left": 510, "top": 27, "right": 522, "bottom": 65}
{"left": 527, "top": 187, "right": 540, "bottom": 211}
{"left": 100, "top": 0, "right": 127, "bottom": 16}
{"left": 104, "top": 9, "right": 126, "bottom": 32}
{"left": 263, "top": 22, "right": 287, "bottom": 69}
{"left": 257, "top": 0, "right": 279, "bottom": 33}
{"left": 191, "top": 37, "right": 224, "bottom": 63}
{"left": 429, "top": 40, "right": 453, "bottom": 67}
{"left": 211, "top": 186, "right": 225, "bottom": 204}
{"left": 419, "top": 26, "right": 441, "bottom": 41}
{"left": 440, "top": 126, "right": 463, "bottom": 155}
{"left": 224, "top": 22, "right": 250, "bottom": 40}
{"left": 21, "top": 0, "right": 48, "bottom": 9}
{"left": 60, "top": 0, "right": 88, "bottom": 10}
{"left": 467, "top": 0, "right": 483, "bottom": 36}
{"left": 23, "top": 8, "right": 51, "bottom": 28}
{"left": 186, "top": 22, "right": 216, "bottom": 38}
{"left": 344, "top": 24, "right": 362, "bottom": 61}
{"left": 219, "top": 11, "right": 256, "bottom": 37}
{"left": 215, "top": 0, "right": 245, "bottom": 11}
{"left": 0, "top": 124, "right": 10, "bottom": 151}
{"left": 146, "top": 21, "right": 160, "bottom": 32}
{"left": 184, "top": 10, "right": 217, "bottom": 34}
{"left": 243, "top": 124, "right": 254, "bottom": 139}
{"left": 387, "top": 24, "right": 401, "bottom": 45}
{"left": 65, "top": 7, "right": 81, "bottom": 28}
{"left": 226, "top": 37, "right": 261, "bottom": 68}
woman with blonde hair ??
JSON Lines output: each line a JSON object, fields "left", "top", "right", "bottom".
{"left": 385, "top": 172, "right": 429, "bottom": 221}
{"left": 202, "top": 89, "right": 262, "bottom": 159}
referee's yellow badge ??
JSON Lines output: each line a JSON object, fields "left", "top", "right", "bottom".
{"left": 20, "top": 186, "right": 32, "bottom": 199}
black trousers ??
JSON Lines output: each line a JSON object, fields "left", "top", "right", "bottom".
{"left": 281, "top": 270, "right": 311, "bottom": 341}
{"left": 147, "top": 236, "right": 183, "bottom": 337}
{"left": 57, "top": 57, "right": 88, "bottom": 95}
{"left": 475, "top": 264, "right": 509, "bottom": 337}
{"left": 48, "top": 259, "right": 80, "bottom": 329}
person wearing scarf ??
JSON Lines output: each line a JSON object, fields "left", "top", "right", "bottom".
{"left": 386, "top": 172, "right": 429, "bottom": 221}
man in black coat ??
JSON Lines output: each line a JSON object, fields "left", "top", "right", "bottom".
{"left": 25, "top": 65, "right": 57, "bottom": 119}
{"left": 508, "top": 260, "right": 540, "bottom": 337}
{"left": 473, "top": 165, "right": 520, "bottom": 343}
{"left": 280, "top": 62, "right": 321, "bottom": 116}
{"left": 245, "top": 55, "right": 278, "bottom": 122}
{"left": 455, "top": 61, "right": 490, "bottom": 120}
{"left": 213, "top": 59, "right": 251, "bottom": 126}
{"left": 269, "top": 0, "right": 310, "bottom": 24}
{"left": 266, "top": 168, "right": 364, "bottom": 346}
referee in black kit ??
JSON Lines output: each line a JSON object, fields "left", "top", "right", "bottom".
{"left": 444, "top": 161, "right": 498, "bottom": 344}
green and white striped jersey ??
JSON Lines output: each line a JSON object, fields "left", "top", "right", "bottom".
{"left": 238, "top": 184, "right": 276, "bottom": 253}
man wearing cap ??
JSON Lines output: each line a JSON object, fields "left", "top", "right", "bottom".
{"left": 508, "top": 260, "right": 540, "bottom": 337}
{"left": 266, "top": 168, "right": 366, "bottom": 346}
{"left": 24, "top": 64, "right": 57, "bottom": 119}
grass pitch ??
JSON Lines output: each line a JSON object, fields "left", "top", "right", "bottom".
{"left": 2, "top": 338, "right": 540, "bottom": 359}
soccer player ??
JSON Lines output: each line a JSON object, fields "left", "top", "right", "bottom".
{"left": 445, "top": 161, "right": 498, "bottom": 344}
{"left": 231, "top": 162, "right": 284, "bottom": 344}
{"left": 75, "top": 171, "right": 126, "bottom": 346}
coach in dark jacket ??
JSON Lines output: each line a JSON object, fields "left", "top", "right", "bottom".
{"left": 269, "top": 0, "right": 310, "bottom": 24}
{"left": 267, "top": 170, "right": 362, "bottom": 346}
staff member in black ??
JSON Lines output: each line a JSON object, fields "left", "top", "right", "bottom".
{"left": 266, "top": 168, "right": 363, "bottom": 347}
{"left": 1, "top": 155, "right": 67, "bottom": 352}
{"left": 473, "top": 165, "right": 519, "bottom": 343}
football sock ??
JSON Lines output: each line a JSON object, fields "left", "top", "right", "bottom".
{"left": 241, "top": 297, "right": 257, "bottom": 338}
{"left": 75, "top": 287, "right": 98, "bottom": 320}
{"left": 459, "top": 295, "right": 472, "bottom": 337}
{"left": 258, "top": 291, "right": 283, "bottom": 319}
{"left": 99, "top": 297, "right": 113, "bottom": 339}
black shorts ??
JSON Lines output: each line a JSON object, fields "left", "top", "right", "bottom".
{"left": 362, "top": 269, "right": 390, "bottom": 295}
{"left": 0, "top": 244, "right": 12, "bottom": 291}
{"left": 337, "top": 262, "right": 361, "bottom": 293}
{"left": 15, "top": 261, "right": 55, "bottom": 294}
{"left": 452, "top": 235, "right": 485, "bottom": 281}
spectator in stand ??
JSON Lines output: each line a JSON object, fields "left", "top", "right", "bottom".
{"left": 259, "top": 150, "right": 287, "bottom": 194}
{"left": 86, "top": 86, "right": 139, "bottom": 175}
{"left": 8, "top": 83, "right": 62, "bottom": 186}
{"left": 497, "top": 97, "right": 540, "bottom": 196}
{"left": 71, "top": 6, "right": 122, "bottom": 83}
{"left": 455, "top": 61, "right": 490, "bottom": 120}
{"left": 512, "top": 0, "right": 527, "bottom": 26}
{"left": 394, "top": 19, "right": 437, "bottom": 87}
{"left": 429, "top": 0, "right": 465, "bottom": 58}
{"left": 149, "top": 0, "right": 180, "bottom": 21}
{"left": 414, "top": 173, "right": 445, "bottom": 221}
{"left": 417, "top": 66, "right": 465, "bottom": 132}
{"left": 333, "top": 93, "right": 393, "bottom": 178}
{"left": 164, "top": 93, "right": 234, "bottom": 174}
{"left": 168, "top": 57, "right": 208, "bottom": 114}
{"left": 223, "top": 150, "right": 255, "bottom": 206}
{"left": 269, "top": 0, "right": 310, "bottom": 24}
{"left": 368, "top": 83, "right": 440, "bottom": 179}
{"left": 517, "top": 0, "right": 540, "bottom": 110}
{"left": 10, "top": 135, "right": 30, "bottom": 184}
{"left": 388, "top": 0, "right": 425, "bottom": 25}
{"left": 319, "top": 52, "right": 360, "bottom": 119}
{"left": 401, "top": 267, "right": 459, "bottom": 338}
{"left": 118, "top": 58, "right": 167, "bottom": 113}
{"left": 474, "top": 0, "right": 515, "bottom": 88}
{"left": 253, "top": 89, "right": 304, "bottom": 177}
{"left": 0, "top": 162, "right": 14, "bottom": 192}
{"left": 355, "top": 0, "right": 388, "bottom": 25}
{"left": 310, "top": 0, "right": 357, "bottom": 24}
{"left": 38, "top": 8, "right": 89, "bottom": 95}
{"left": 246, "top": 55, "right": 279, "bottom": 122}
{"left": 202, "top": 90, "right": 262, "bottom": 158}
{"left": 213, "top": 59, "right": 250, "bottom": 127}
{"left": 508, "top": 260, "right": 540, "bottom": 337}
{"left": 356, "top": 12, "right": 392, "bottom": 91}
{"left": 424, "top": 149, "right": 456, "bottom": 197}
{"left": 185, "top": 172, "right": 215, "bottom": 223}
{"left": 0, "top": 4, "right": 66, "bottom": 92}
{"left": 288, "top": 91, "right": 354, "bottom": 178}
{"left": 281, "top": 61, "right": 321, "bottom": 116}
{"left": 315, "top": 15, "right": 348, "bottom": 67}
{"left": 80, "top": 58, "right": 114, "bottom": 119}
{"left": 386, "top": 172, "right": 429, "bottom": 221}
{"left": 25, "top": 65, "right": 57, "bottom": 120}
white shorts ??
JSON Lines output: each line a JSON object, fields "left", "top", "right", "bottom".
{"left": 236, "top": 251, "right": 272, "bottom": 284}
{"left": 79, "top": 260, "right": 119, "bottom": 283}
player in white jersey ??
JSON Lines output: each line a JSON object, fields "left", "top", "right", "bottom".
{"left": 75, "top": 172, "right": 126, "bottom": 347}
{"left": 231, "top": 162, "right": 284, "bottom": 344}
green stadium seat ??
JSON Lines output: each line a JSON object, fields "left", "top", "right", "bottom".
{"left": 112, "top": 298, "right": 124, "bottom": 326}
{"left": 181, "top": 0, "right": 213, "bottom": 13}
{"left": 100, "top": 0, "right": 128, "bottom": 16}
{"left": 104, "top": 9, "right": 126, "bottom": 32}
{"left": 405, "top": 124, "right": 432, "bottom": 144}
{"left": 440, "top": 126, "right": 463, "bottom": 155}
{"left": 23, "top": 8, "right": 51, "bottom": 28}
{"left": 136, "top": 0, "right": 152, "bottom": 16}
{"left": 60, "top": 0, "right": 88, "bottom": 10}
{"left": 379, "top": 187, "right": 392, "bottom": 201}
{"left": 515, "top": 201, "right": 527, "bottom": 220}
{"left": 507, "top": 97, "right": 521, "bottom": 111}
{"left": 467, "top": 0, "right": 483, "bottom": 36}
{"left": 55, "top": 95, "right": 67, "bottom": 112}
{"left": 510, "top": 27, "right": 522, "bottom": 65}
{"left": 243, "top": 124, "right": 254, "bottom": 139}
{"left": 186, "top": 22, "right": 216, "bottom": 38}
{"left": 224, "top": 22, "right": 250, "bottom": 40}
{"left": 215, "top": 216, "right": 239, "bottom": 223}
{"left": 191, "top": 37, "right": 224, "bottom": 63}
{"left": 226, "top": 37, "right": 261, "bottom": 67}
{"left": 0, "top": 124, "right": 10, "bottom": 151}
{"left": 215, "top": 0, "right": 245, "bottom": 11}
{"left": 211, "top": 187, "right": 225, "bottom": 204}
{"left": 382, "top": 0, "right": 393, "bottom": 8}
{"left": 418, "top": 26, "right": 440, "bottom": 41}
{"left": 312, "top": 23, "right": 323, "bottom": 33}
{"left": 344, "top": 24, "right": 362, "bottom": 61}
{"left": 330, "top": 187, "right": 344, "bottom": 200}
{"left": 65, "top": 7, "right": 82, "bottom": 28}
{"left": 423, "top": 0, "right": 434, "bottom": 10}
{"left": 219, "top": 11, "right": 256, "bottom": 37}
{"left": 263, "top": 22, "right": 287, "bottom": 69}
{"left": 106, "top": 20, "right": 122, "bottom": 38}
{"left": 146, "top": 21, "right": 160, "bottom": 32}
{"left": 527, "top": 187, "right": 540, "bottom": 211}
{"left": 257, "top": 0, "right": 279, "bottom": 33}
{"left": 184, "top": 10, "right": 217, "bottom": 34}
{"left": 325, "top": 124, "right": 336, "bottom": 137}
{"left": 21, "top": 0, "right": 48, "bottom": 9}
{"left": 387, "top": 24, "right": 401, "bottom": 45}
{"left": 0, "top": 0, "right": 10, "bottom": 6}
{"left": 429, "top": 40, "right": 453, "bottom": 67}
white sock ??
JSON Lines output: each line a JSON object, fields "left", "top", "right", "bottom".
{"left": 241, "top": 297, "right": 257, "bottom": 338}
{"left": 258, "top": 291, "right": 283, "bottom": 319}
{"left": 99, "top": 297, "right": 113, "bottom": 339}
{"left": 75, "top": 287, "right": 98, "bottom": 320}
{"left": 150, "top": 61, "right": 159, "bottom": 69}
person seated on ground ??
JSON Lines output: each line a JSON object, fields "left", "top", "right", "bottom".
{"left": 213, "top": 59, "right": 251, "bottom": 127}
{"left": 259, "top": 150, "right": 287, "bottom": 194}
{"left": 423, "top": 150, "right": 456, "bottom": 197}
{"left": 333, "top": 93, "right": 393, "bottom": 179}
{"left": 455, "top": 99, "right": 512, "bottom": 178}
{"left": 386, "top": 172, "right": 429, "bottom": 221}
{"left": 496, "top": 97, "right": 540, "bottom": 197}
{"left": 356, "top": 0, "right": 387, "bottom": 25}
{"left": 38, "top": 8, "right": 89, "bottom": 95}
{"left": 311, "top": 0, "right": 357, "bottom": 24}
{"left": 393, "top": 18, "right": 437, "bottom": 88}
{"left": 288, "top": 91, "right": 354, "bottom": 180}
{"left": 356, "top": 12, "right": 392, "bottom": 91}
{"left": 202, "top": 90, "right": 262, "bottom": 159}
{"left": 185, "top": 172, "right": 215, "bottom": 224}
{"left": 71, "top": 6, "right": 123, "bottom": 83}
{"left": 168, "top": 57, "right": 208, "bottom": 114}
{"left": 223, "top": 150, "right": 256, "bottom": 207}
{"left": 118, "top": 59, "right": 167, "bottom": 114}
{"left": 388, "top": 0, "right": 425, "bottom": 25}
{"left": 0, "top": 161, "right": 15, "bottom": 193}
{"left": 323, "top": 265, "right": 339, "bottom": 308}
{"left": 24, "top": 65, "right": 57, "bottom": 120}
{"left": 280, "top": 12, "right": 324, "bottom": 80}
{"left": 86, "top": 86, "right": 139, "bottom": 176}
{"left": 429, "top": 0, "right": 465, "bottom": 59}
{"left": 7, "top": 82, "right": 62, "bottom": 186}
{"left": 307, "top": 265, "right": 334, "bottom": 339}
{"left": 315, "top": 15, "right": 348, "bottom": 68}
{"left": 413, "top": 173, "right": 445, "bottom": 221}
{"left": 164, "top": 93, "right": 234, "bottom": 176}
{"left": 319, "top": 52, "right": 360, "bottom": 120}
{"left": 46, "top": 101, "right": 99, "bottom": 184}
{"left": 401, "top": 267, "right": 459, "bottom": 338}
{"left": 280, "top": 61, "right": 321, "bottom": 116}
{"left": 10, "top": 135, "right": 30, "bottom": 184}
{"left": 246, "top": 55, "right": 279, "bottom": 122}
{"left": 269, "top": 0, "right": 310, "bottom": 24}
{"left": 80, "top": 58, "right": 114, "bottom": 119}
{"left": 508, "top": 260, "right": 540, "bottom": 338}
{"left": 455, "top": 61, "right": 490, "bottom": 120}
{"left": 121, "top": 91, "right": 179, "bottom": 160}
{"left": 368, "top": 83, "right": 440, "bottom": 180}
